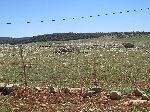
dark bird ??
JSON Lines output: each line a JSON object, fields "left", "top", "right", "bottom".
{"left": 6, "top": 23, "right": 11, "bottom": 24}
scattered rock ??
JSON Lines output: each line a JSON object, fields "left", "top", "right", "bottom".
{"left": 109, "top": 91, "right": 122, "bottom": 100}
{"left": 126, "top": 100, "right": 148, "bottom": 106}
{"left": 83, "top": 91, "right": 95, "bottom": 98}
{"left": 69, "top": 88, "right": 82, "bottom": 94}
{"left": 0, "top": 83, "right": 6, "bottom": 87}
{"left": 34, "top": 87, "right": 42, "bottom": 91}
{"left": 132, "top": 88, "right": 143, "bottom": 97}
{"left": 49, "top": 86, "right": 58, "bottom": 94}
{"left": 61, "top": 87, "right": 70, "bottom": 94}
{"left": 55, "top": 46, "right": 74, "bottom": 54}
{"left": 90, "top": 87, "right": 102, "bottom": 94}
{"left": 122, "top": 43, "right": 134, "bottom": 48}
{"left": 41, "top": 104, "right": 47, "bottom": 107}
{"left": 6, "top": 83, "right": 20, "bottom": 88}
{"left": 142, "top": 94, "right": 149, "bottom": 101}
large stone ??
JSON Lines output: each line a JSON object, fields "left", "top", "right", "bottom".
{"left": 90, "top": 87, "right": 102, "bottom": 94}
{"left": 109, "top": 91, "right": 122, "bottom": 100}
{"left": 49, "top": 86, "right": 58, "bottom": 94}
{"left": 1, "top": 87, "right": 17, "bottom": 95}
{"left": 132, "top": 88, "right": 143, "bottom": 97}
{"left": 83, "top": 91, "right": 95, "bottom": 98}
{"left": 0, "top": 83, "right": 18, "bottom": 95}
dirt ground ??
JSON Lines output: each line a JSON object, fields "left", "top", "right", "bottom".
{"left": 1, "top": 87, "right": 149, "bottom": 112}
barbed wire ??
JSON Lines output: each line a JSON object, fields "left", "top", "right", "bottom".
{"left": 4, "top": 8, "right": 150, "bottom": 25}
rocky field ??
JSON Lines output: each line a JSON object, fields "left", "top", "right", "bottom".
{"left": 0, "top": 37, "right": 150, "bottom": 111}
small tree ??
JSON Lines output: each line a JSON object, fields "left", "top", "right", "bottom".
{"left": 92, "top": 57, "right": 98, "bottom": 86}
{"left": 18, "top": 45, "right": 27, "bottom": 87}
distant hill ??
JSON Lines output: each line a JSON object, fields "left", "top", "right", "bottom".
{"left": 0, "top": 32, "right": 150, "bottom": 45}
{"left": 0, "top": 37, "right": 12, "bottom": 44}
{"left": 0, "top": 37, "right": 31, "bottom": 44}
{"left": 0, "top": 37, "right": 12, "bottom": 40}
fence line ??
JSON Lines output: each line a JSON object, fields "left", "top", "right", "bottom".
{"left": 3, "top": 7, "right": 150, "bottom": 25}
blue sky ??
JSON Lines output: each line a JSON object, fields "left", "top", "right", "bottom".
{"left": 0, "top": 0, "right": 150, "bottom": 38}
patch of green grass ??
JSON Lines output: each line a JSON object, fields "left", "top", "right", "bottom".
{"left": 143, "top": 88, "right": 150, "bottom": 96}
{"left": 0, "top": 96, "right": 13, "bottom": 112}
{"left": 131, "top": 108, "right": 141, "bottom": 112}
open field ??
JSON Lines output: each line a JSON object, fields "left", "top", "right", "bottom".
{"left": 0, "top": 36, "right": 150, "bottom": 111}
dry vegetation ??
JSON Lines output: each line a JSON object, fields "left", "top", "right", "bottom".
{"left": 0, "top": 37, "right": 150, "bottom": 111}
